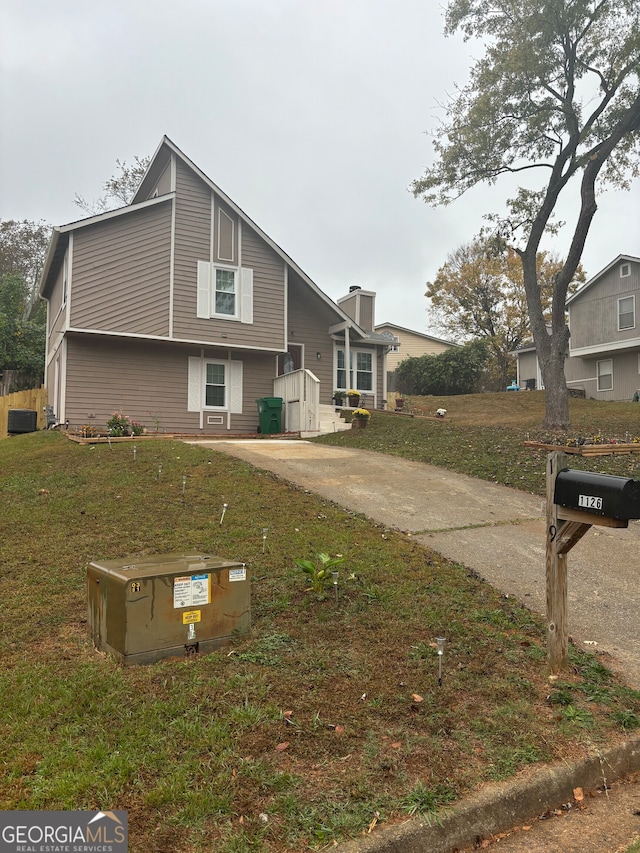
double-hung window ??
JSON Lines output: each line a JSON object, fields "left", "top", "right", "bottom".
{"left": 197, "top": 261, "right": 253, "bottom": 323}
{"left": 214, "top": 269, "right": 236, "bottom": 316}
{"left": 597, "top": 359, "right": 613, "bottom": 392}
{"left": 618, "top": 295, "right": 635, "bottom": 331}
{"left": 205, "top": 363, "right": 226, "bottom": 407}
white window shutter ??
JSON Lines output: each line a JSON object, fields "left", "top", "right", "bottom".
{"left": 187, "top": 357, "right": 202, "bottom": 412}
{"left": 229, "top": 360, "right": 243, "bottom": 413}
{"left": 240, "top": 268, "right": 253, "bottom": 324}
{"left": 197, "top": 261, "right": 211, "bottom": 318}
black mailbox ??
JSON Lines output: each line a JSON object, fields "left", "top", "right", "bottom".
{"left": 554, "top": 468, "right": 640, "bottom": 520}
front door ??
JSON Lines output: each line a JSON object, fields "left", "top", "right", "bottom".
{"left": 277, "top": 344, "right": 303, "bottom": 376}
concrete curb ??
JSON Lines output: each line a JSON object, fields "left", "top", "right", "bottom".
{"left": 336, "top": 735, "right": 640, "bottom": 853}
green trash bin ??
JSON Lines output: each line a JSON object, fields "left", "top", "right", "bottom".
{"left": 256, "top": 397, "right": 283, "bottom": 434}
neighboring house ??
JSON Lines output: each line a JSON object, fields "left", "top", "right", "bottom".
{"left": 373, "top": 322, "right": 458, "bottom": 391}
{"left": 38, "top": 136, "right": 398, "bottom": 435}
{"left": 514, "top": 255, "right": 640, "bottom": 400}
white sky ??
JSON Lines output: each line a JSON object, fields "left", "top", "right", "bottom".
{"left": 1, "top": 0, "right": 639, "bottom": 332}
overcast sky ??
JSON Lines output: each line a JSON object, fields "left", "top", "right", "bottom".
{"left": 1, "top": 0, "right": 639, "bottom": 333}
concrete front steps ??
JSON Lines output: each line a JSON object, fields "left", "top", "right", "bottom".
{"left": 300, "top": 404, "right": 352, "bottom": 438}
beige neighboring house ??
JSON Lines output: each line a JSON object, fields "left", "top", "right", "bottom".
{"left": 38, "top": 136, "right": 397, "bottom": 435}
{"left": 514, "top": 254, "right": 640, "bottom": 400}
{"left": 373, "top": 322, "right": 458, "bottom": 390}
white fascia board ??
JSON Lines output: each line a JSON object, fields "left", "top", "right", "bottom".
{"left": 57, "top": 192, "right": 174, "bottom": 233}
{"left": 566, "top": 254, "right": 640, "bottom": 305}
{"left": 569, "top": 336, "right": 640, "bottom": 357}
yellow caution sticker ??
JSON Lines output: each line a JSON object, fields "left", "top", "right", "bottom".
{"left": 182, "top": 610, "right": 201, "bottom": 625}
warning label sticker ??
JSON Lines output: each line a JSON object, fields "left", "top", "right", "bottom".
{"left": 173, "top": 574, "right": 211, "bottom": 608}
{"left": 229, "top": 567, "right": 247, "bottom": 583}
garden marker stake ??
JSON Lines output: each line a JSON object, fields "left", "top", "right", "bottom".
{"left": 262, "top": 528, "right": 268, "bottom": 553}
{"left": 332, "top": 571, "right": 339, "bottom": 602}
{"left": 436, "top": 637, "right": 446, "bottom": 687}
{"left": 182, "top": 475, "right": 187, "bottom": 498}
{"left": 133, "top": 445, "right": 137, "bottom": 462}
{"left": 220, "top": 503, "right": 228, "bottom": 525}
{"left": 158, "top": 463, "right": 162, "bottom": 481}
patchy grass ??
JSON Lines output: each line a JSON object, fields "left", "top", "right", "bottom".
{"left": 1, "top": 420, "right": 640, "bottom": 852}
{"left": 318, "top": 391, "right": 640, "bottom": 495}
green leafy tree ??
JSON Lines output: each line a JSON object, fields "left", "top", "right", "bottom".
{"left": 427, "top": 239, "right": 584, "bottom": 389}
{"left": 73, "top": 155, "right": 151, "bottom": 215}
{"left": 0, "top": 219, "right": 52, "bottom": 303}
{"left": 0, "top": 220, "right": 51, "bottom": 390}
{"left": 0, "top": 274, "right": 46, "bottom": 389}
{"left": 412, "top": 0, "right": 640, "bottom": 428}
{"left": 396, "top": 339, "right": 489, "bottom": 396}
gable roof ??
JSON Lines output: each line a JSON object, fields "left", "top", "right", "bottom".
{"left": 131, "top": 136, "right": 368, "bottom": 337}
{"left": 374, "top": 322, "right": 458, "bottom": 347}
{"left": 566, "top": 254, "right": 640, "bottom": 306}
{"left": 39, "top": 135, "right": 370, "bottom": 340}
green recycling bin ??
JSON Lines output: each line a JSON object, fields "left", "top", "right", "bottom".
{"left": 256, "top": 397, "right": 283, "bottom": 434}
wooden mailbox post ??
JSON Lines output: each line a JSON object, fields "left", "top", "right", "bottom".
{"left": 546, "top": 450, "right": 639, "bottom": 673}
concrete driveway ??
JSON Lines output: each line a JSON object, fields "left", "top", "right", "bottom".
{"left": 187, "top": 439, "right": 640, "bottom": 688}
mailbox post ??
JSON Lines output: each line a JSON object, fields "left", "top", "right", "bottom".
{"left": 546, "top": 452, "right": 640, "bottom": 673}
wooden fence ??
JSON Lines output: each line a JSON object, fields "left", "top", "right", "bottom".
{"left": 0, "top": 386, "right": 48, "bottom": 440}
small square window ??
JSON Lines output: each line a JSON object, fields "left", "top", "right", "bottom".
{"left": 621, "top": 263, "right": 631, "bottom": 278}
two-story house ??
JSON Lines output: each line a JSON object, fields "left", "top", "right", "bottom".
{"left": 38, "top": 137, "right": 397, "bottom": 435}
{"left": 514, "top": 255, "right": 640, "bottom": 400}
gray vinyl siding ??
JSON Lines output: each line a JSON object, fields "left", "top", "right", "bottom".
{"left": 171, "top": 161, "right": 286, "bottom": 349}
{"left": 569, "top": 262, "right": 640, "bottom": 350}
{"left": 287, "top": 272, "right": 339, "bottom": 403}
{"left": 64, "top": 336, "right": 280, "bottom": 434}
{"left": 70, "top": 203, "right": 172, "bottom": 336}
{"left": 566, "top": 351, "right": 640, "bottom": 401}
{"left": 517, "top": 351, "right": 538, "bottom": 386}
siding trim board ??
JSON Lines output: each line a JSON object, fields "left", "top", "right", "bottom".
{"left": 65, "top": 326, "right": 286, "bottom": 353}
{"left": 570, "top": 335, "right": 640, "bottom": 357}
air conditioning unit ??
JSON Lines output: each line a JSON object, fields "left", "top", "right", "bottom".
{"left": 8, "top": 409, "right": 38, "bottom": 434}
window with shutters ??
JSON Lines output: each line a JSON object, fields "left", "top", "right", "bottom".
{"left": 197, "top": 261, "right": 253, "bottom": 323}
{"left": 205, "top": 362, "right": 226, "bottom": 408}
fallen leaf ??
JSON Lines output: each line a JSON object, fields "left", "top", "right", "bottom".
{"left": 573, "top": 787, "right": 584, "bottom": 802}
{"left": 335, "top": 724, "right": 345, "bottom": 735}
{"left": 412, "top": 693, "right": 424, "bottom": 703}
{"left": 283, "top": 710, "right": 293, "bottom": 718}
{"left": 522, "top": 825, "right": 532, "bottom": 831}
{"left": 275, "top": 742, "right": 289, "bottom": 752}
{"left": 391, "top": 742, "right": 402, "bottom": 749}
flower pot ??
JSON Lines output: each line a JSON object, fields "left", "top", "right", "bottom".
{"left": 348, "top": 395, "right": 360, "bottom": 407}
{"left": 352, "top": 418, "right": 368, "bottom": 429}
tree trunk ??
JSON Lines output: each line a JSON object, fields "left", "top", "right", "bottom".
{"left": 539, "top": 345, "right": 569, "bottom": 429}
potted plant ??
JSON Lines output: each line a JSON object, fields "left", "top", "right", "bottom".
{"left": 351, "top": 407, "right": 370, "bottom": 428}
{"left": 347, "top": 389, "right": 360, "bottom": 407}
{"left": 333, "top": 390, "right": 345, "bottom": 405}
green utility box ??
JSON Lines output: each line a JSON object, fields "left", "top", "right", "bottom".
{"left": 87, "top": 553, "right": 250, "bottom": 665}
{"left": 256, "top": 397, "right": 283, "bottom": 434}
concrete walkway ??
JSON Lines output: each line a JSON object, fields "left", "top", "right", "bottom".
{"left": 188, "top": 439, "right": 640, "bottom": 687}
